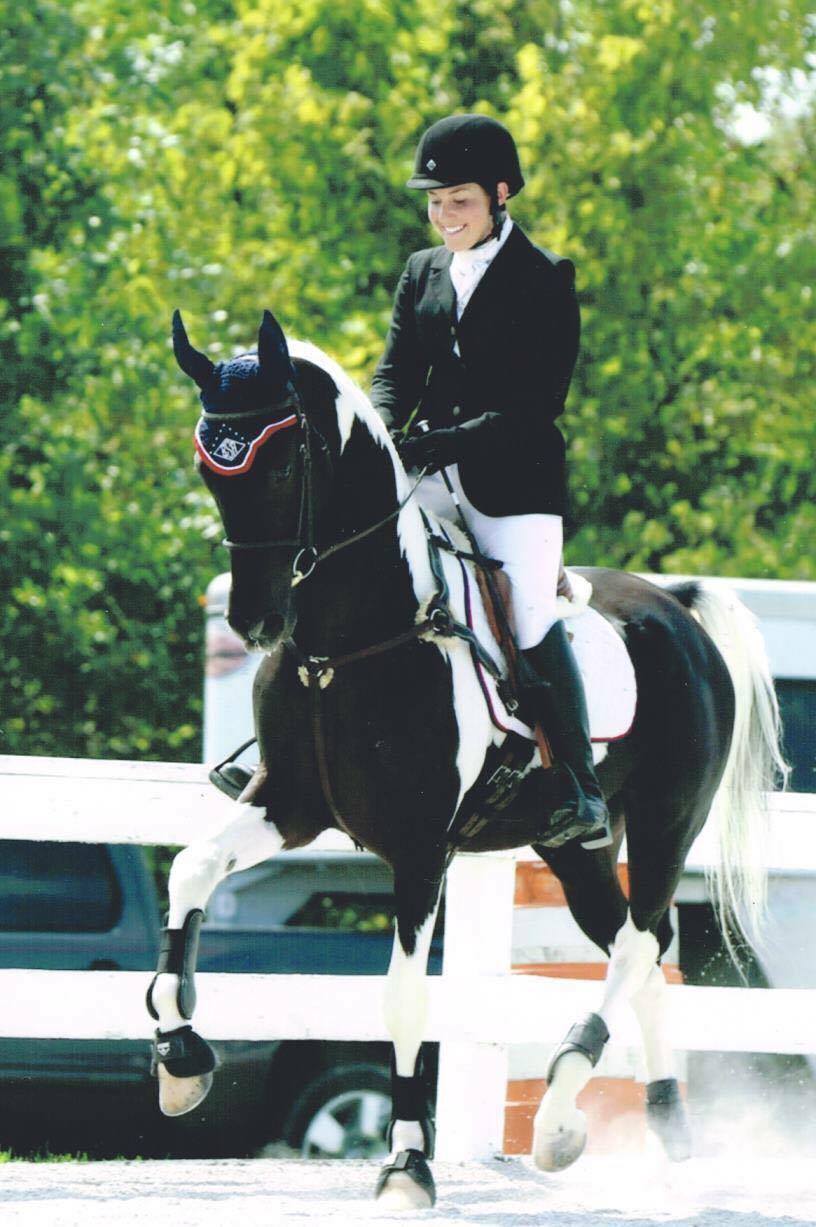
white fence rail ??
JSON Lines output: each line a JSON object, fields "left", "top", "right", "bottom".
{"left": 1, "top": 754, "right": 816, "bottom": 1160}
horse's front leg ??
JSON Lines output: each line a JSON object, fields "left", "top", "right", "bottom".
{"left": 375, "top": 863, "right": 444, "bottom": 1211}
{"left": 146, "top": 803, "right": 285, "bottom": 1116}
{"left": 533, "top": 911, "right": 659, "bottom": 1171}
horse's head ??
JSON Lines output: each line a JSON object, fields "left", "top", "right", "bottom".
{"left": 174, "top": 308, "right": 312, "bottom": 652}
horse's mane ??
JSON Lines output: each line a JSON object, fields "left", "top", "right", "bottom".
{"left": 289, "top": 340, "right": 409, "bottom": 486}
{"left": 287, "top": 339, "right": 436, "bottom": 604}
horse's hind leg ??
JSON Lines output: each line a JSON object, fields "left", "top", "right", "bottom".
{"left": 631, "top": 963, "right": 692, "bottom": 1160}
{"left": 533, "top": 907, "right": 661, "bottom": 1170}
{"left": 376, "top": 860, "right": 445, "bottom": 1211}
{"left": 146, "top": 803, "right": 285, "bottom": 1116}
{"left": 529, "top": 833, "right": 663, "bottom": 1172}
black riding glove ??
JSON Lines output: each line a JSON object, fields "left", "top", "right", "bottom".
{"left": 398, "top": 427, "right": 464, "bottom": 475}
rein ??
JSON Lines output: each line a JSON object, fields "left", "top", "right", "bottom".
{"left": 201, "top": 401, "right": 429, "bottom": 586}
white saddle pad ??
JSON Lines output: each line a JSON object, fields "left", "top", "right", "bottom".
{"left": 480, "top": 592, "right": 637, "bottom": 747}
{"left": 564, "top": 605, "right": 637, "bottom": 742}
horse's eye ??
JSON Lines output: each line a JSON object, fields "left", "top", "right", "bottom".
{"left": 265, "top": 464, "right": 292, "bottom": 486}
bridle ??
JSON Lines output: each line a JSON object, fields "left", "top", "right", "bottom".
{"left": 200, "top": 391, "right": 322, "bottom": 585}
{"left": 200, "top": 392, "right": 427, "bottom": 587}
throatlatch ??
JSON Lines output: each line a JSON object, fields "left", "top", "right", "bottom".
{"left": 546, "top": 1012, "right": 610, "bottom": 1082}
{"left": 146, "top": 908, "right": 205, "bottom": 1022}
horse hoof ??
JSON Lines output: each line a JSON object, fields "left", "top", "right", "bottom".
{"left": 646, "top": 1079, "right": 692, "bottom": 1162}
{"left": 151, "top": 1026, "right": 217, "bottom": 1116}
{"left": 532, "top": 1107, "right": 588, "bottom": 1172}
{"left": 158, "top": 1066, "right": 213, "bottom": 1117}
{"left": 375, "top": 1149, "right": 436, "bottom": 1210}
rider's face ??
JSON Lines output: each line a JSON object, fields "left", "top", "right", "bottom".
{"left": 427, "top": 182, "right": 508, "bottom": 251}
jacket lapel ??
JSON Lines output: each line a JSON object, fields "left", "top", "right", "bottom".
{"left": 427, "top": 248, "right": 455, "bottom": 322}
{"left": 456, "top": 224, "right": 528, "bottom": 334}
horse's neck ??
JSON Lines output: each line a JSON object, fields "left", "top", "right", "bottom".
{"left": 295, "top": 434, "right": 429, "bottom": 653}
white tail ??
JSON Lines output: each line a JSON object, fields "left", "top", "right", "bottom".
{"left": 684, "top": 584, "right": 789, "bottom": 958}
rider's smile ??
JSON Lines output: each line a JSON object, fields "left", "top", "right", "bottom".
{"left": 427, "top": 183, "right": 497, "bottom": 251}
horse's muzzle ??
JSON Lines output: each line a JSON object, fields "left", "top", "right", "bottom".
{"left": 230, "top": 609, "right": 293, "bottom": 653}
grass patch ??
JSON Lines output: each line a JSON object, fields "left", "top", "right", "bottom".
{"left": 0, "top": 1148, "right": 92, "bottom": 1163}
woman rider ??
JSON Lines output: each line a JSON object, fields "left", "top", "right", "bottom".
{"left": 370, "top": 113, "right": 611, "bottom": 849}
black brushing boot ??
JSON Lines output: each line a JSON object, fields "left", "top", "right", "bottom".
{"left": 520, "top": 620, "right": 613, "bottom": 850}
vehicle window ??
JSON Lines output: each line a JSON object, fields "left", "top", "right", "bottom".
{"left": 0, "top": 841, "right": 122, "bottom": 933}
{"left": 285, "top": 893, "right": 395, "bottom": 932}
{"left": 776, "top": 680, "right": 816, "bottom": 794}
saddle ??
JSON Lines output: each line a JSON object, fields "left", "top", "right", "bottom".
{"left": 474, "top": 560, "right": 575, "bottom": 646}
{"left": 472, "top": 560, "right": 581, "bottom": 772}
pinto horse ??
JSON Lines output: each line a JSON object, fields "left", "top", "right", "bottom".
{"left": 147, "top": 309, "right": 785, "bottom": 1209}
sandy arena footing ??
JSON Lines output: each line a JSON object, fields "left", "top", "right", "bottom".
{"left": 1, "top": 1154, "right": 815, "bottom": 1227}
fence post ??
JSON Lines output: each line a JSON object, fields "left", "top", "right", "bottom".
{"left": 434, "top": 848, "right": 517, "bottom": 1161}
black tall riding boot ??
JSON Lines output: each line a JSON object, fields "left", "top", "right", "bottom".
{"left": 520, "top": 620, "right": 613, "bottom": 850}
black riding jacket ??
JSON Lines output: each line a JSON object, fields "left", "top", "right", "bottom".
{"left": 370, "top": 222, "right": 580, "bottom": 517}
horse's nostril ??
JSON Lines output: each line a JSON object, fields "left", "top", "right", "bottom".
{"left": 248, "top": 620, "right": 266, "bottom": 642}
{"left": 263, "top": 614, "right": 284, "bottom": 641}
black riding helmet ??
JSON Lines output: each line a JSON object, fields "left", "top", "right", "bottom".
{"left": 406, "top": 113, "right": 525, "bottom": 197}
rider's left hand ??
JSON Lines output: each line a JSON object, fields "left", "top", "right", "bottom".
{"left": 398, "top": 426, "right": 463, "bottom": 474}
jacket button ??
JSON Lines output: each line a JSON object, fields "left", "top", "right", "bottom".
{"left": 452, "top": 405, "right": 461, "bottom": 417}
{"left": 450, "top": 325, "right": 456, "bottom": 336}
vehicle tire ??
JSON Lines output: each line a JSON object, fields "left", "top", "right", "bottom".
{"left": 279, "top": 1062, "right": 391, "bottom": 1160}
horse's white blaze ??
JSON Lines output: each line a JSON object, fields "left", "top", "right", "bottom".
{"left": 631, "top": 963, "right": 675, "bottom": 1083}
{"left": 154, "top": 809, "right": 285, "bottom": 1034}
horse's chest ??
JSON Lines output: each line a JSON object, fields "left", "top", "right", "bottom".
{"left": 257, "top": 647, "right": 465, "bottom": 826}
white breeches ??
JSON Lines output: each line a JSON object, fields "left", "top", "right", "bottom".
{"left": 417, "top": 468, "right": 562, "bottom": 650}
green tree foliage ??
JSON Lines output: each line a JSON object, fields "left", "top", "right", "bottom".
{"left": 1, "top": 0, "right": 813, "bottom": 761}
{"left": 504, "top": 1, "right": 816, "bottom": 574}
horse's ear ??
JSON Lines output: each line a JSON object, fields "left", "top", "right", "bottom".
{"left": 172, "top": 309, "right": 215, "bottom": 388}
{"left": 257, "top": 309, "right": 294, "bottom": 392}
